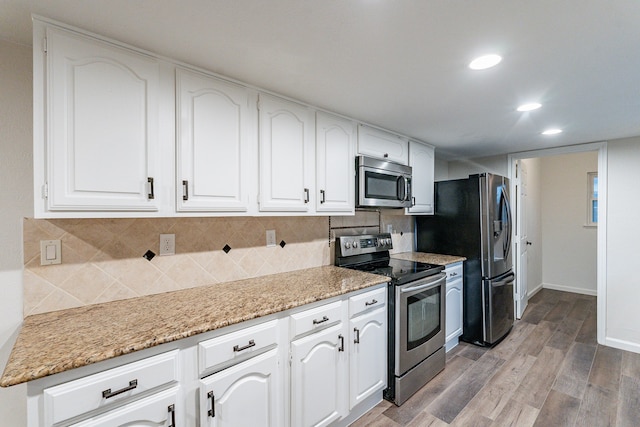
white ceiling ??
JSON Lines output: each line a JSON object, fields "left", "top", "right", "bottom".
{"left": 2, "top": 0, "right": 640, "bottom": 159}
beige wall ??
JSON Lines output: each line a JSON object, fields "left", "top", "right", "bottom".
{"left": 0, "top": 39, "right": 31, "bottom": 426}
{"left": 540, "top": 151, "right": 598, "bottom": 294}
{"left": 607, "top": 136, "right": 640, "bottom": 349}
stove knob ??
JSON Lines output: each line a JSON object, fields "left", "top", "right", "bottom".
{"left": 353, "top": 241, "right": 359, "bottom": 248}
{"left": 385, "top": 238, "right": 392, "bottom": 246}
{"left": 344, "top": 242, "right": 351, "bottom": 249}
{"left": 379, "top": 240, "right": 385, "bottom": 247}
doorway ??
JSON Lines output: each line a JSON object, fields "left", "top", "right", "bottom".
{"left": 508, "top": 142, "right": 607, "bottom": 344}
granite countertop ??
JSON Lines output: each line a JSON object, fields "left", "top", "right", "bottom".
{"left": 1, "top": 266, "right": 388, "bottom": 387}
{"left": 392, "top": 251, "right": 466, "bottom": 266}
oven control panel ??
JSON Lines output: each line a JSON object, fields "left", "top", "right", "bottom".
{"left": 335, "top": 233, "right": 393, "bottom": 257}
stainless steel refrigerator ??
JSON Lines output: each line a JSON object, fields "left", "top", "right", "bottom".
{"left": 416, "top": 173, "right": 515, "bottom": 346}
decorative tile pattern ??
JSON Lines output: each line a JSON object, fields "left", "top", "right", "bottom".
{"left": 23, "top": 217, "right": 330, "bottom": 315}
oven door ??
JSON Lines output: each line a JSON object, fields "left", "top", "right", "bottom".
{"left": 395, "top": 273, "right": 446, "bottom": 376}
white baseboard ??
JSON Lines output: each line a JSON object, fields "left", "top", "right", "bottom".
{"left": 604, "top": 336, "right": 640, "bottom": 354}
{"left": 527, "top": 283, "right": 543, "bottom": 298}
{"left": 542, "top": 282, "right": 597, "bottom": 296}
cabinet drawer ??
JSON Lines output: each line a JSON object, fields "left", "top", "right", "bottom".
{"left": 349, "top": 286, "right": 387, "bottom": 317}
{"left": 44, "top": 350, "right": 179, "bottom": 426}
{"left": 290, "top": 300, "right": 343, "bottom": 339}
{"left": 198, "top": 319, "right": 279, "bottom": 375}
{"left": 444, "top": 262, "right": 463, "bottom": 281}
{"left": 69, "top": 386, "right": 179, "bottom": 427}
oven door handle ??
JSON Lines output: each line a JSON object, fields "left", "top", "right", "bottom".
{"left": 399, "top": 274, "right": 446, "bottom": 293}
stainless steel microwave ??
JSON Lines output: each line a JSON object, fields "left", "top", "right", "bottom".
{"left": 356, "top": 155, "right": 413, "bottom": 208}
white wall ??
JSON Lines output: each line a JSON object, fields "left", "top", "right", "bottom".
{"left": 540, "top": 152, "right": 598, "bottom": 294}
{"left": 447, "top": 154, "right": 508, "bottom": 179}
{"left": 0, "top": 39, "right": 31, "bottom": 426}
{"left": 434, "top": 157, "right": 449, "bottom": 181}
{"left": 606, "top": 136, "right": 640, "bottom": 349}
{"left": 521, "top": 158, "right": 543, "bottom": 295}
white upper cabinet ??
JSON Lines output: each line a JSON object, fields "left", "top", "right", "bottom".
{"left": 175, "top": 68, "right": 255, "bottom": 213}
{"left": 258, "top": 94, "right": 314, "bottom": 212}
{"left": 357, "top": 124, "right": 409, "bottom": 165}
{"left": 41, "top": 25, "right": 160, "bottom": 213}
{"left": 407, "top": 140, "right": 435, "bottom": 215}
{"left": 315, "top": 112, "right": 356, "bottom": 214}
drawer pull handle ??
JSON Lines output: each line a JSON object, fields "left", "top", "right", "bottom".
{"left": 354, "top": 327, "right": 360, "bottom": 344}
{"left": 102, "top": 379, "right": 138, "bottom": 399}
{"left": 313, "top": 316, "right": 329, "bottom": 325}
{"left": 233, "top": 339, "right": 256, "bottom": 352}
{"left": 338, "top": 334, "right": 345, "bottom": 352}
{"left": 365, "top": 299, "right": 378, "bottom": 306}
{"left": 168, "top": 404, "right": 176, "bottom": 427}
{"left": 208, "top": 391, "right": 215, "bottom": 417}
{"left": 450, "top": 272, "right": 458, "bottom": 277}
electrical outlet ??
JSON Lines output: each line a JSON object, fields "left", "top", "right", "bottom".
{"left": 266, "top": 230, "right": 276, "bottom": 247}
{"left": 159, "top": 234, "right": 175, "bottom": 256}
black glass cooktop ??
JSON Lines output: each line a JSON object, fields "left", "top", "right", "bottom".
{"left": 349, "top": 258, "right": 444, "bottom": 285}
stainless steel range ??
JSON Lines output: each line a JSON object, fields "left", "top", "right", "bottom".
{"left": 335, "top": 233, "right": 446, "bottom": 406}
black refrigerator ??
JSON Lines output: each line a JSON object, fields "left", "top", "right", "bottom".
{"left": 416, "top": 173, "right": 515, "bottom": 346}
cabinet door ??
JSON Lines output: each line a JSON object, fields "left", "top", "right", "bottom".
{"left": 258, "top": 94, "right": 314, "bottom": 212}
{"left": 445, "top": 279, "right": 463, "bottom": 345}
{"left": 200, "top": 349, "right": 282, "bottom": 427}
{"left": 176, "top": 68, "right": 254, "bottom": 212}
{"left": 357, "top": 124, "right": 408, "bottom": 165}
{"left": 45, "top": 26, "right": 159, "bottom": 212}
{"left": 315, "top": 112, "right": 356, "bottom": 213}
{"left": 349, "top": 307, "right": 387, "bottom": 410}
{"left": 290, "top": 323, "right": 348, "bottom": 427}
{"left": 69, "top": 386, "right": 179, "bottom": 426}
{"left": 407, "top": 140, "right": 435, "bottom": 214}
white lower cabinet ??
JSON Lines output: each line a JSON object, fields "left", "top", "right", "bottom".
{"left": 349, "top": 307, "right": 386, "bottom": 410}
{"left": 445, "top": 262, "right": 464, "bottom": 352}
{"left": 290, "top": 322, "right": 349, "bottom": 427}
{"left": 199, "top": 349, "right": 282, "bottom": 427}
{"left": 69, "top": 386, "right": 180, "bottom": 427}
{"left": 27, "top": 285, "right": 387, "bottom": 427}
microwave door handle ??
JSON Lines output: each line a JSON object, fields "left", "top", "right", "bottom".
{"left": 405, "top": 179, "right": 412, "bottom": 202}
{"left": 397, "top": 176, "right": 406, "bottom": 201}
{"left": 399, "top": 275, "right": 446, "bottom": 293}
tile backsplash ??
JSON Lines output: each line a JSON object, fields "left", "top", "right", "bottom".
{"left": 23, "top": 217, "right": 330, "bottom": 316}
{"left": 23, "top": 212, "right": 415, "bottom": 316}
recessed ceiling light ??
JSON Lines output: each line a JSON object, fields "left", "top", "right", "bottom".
{"left": 542, "top": 128, "right": 563, "bottom": 135}
{"left": 517, "top": 103, "right": 542, "bottom": 112}
{"left": 468, "top": 54, "right": 502, "bottom": 70}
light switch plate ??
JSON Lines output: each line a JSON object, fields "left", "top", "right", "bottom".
{"left": 266, "top": 230, "right": 276, "bottom": 247}
{"left": 40, "top": 240, "right": 61, "bottom": 265}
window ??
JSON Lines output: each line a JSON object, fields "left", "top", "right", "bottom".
{"left": 587, "top": 172, "right": 598, "bottom": 226}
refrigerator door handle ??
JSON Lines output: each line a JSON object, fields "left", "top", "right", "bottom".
{"left": 502, "top": 186, "right": 513, "bottom": 260}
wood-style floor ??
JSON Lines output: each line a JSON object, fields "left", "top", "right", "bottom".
{"left": 354, "top": 289, "right": 640, "bottom": 427}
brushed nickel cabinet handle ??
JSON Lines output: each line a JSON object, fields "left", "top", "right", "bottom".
{"left": 320, "top": 189, "right": 326, "bottom": 204}
{"left": 233, "top": 339, "right": 256, "bottom": 352}
{"left": 365, "top": 299, "right": 378, "bottom": 306}
{"left": 313, "top": 315, "right": 329, "bottom": 325}
{"left": 354, "top": 327, "right": 360, "bottom": 344}
{"left": 304, "top": 188, "right": 310, "bottom": 203}
{"left": 338, "top": 334, "right": 345, "bottom": 352}
{"left": 102, "top": 379, "right": 138, "bottom": 399}
{"left": 182, "top": 180, "right": 189, "bottom": 201}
